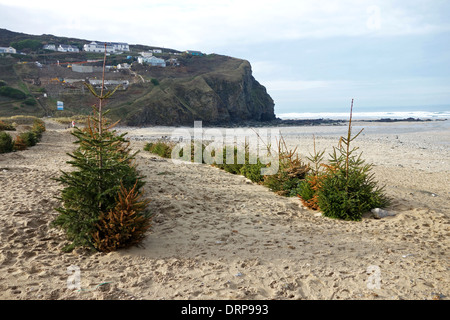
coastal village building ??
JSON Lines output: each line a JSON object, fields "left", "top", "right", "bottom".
{"left": 140, "top": 51, "right": 153, "bottom": 58}
{"left": 84, "top": 42, "right": 116, "bottom": 53}
{"left": 166, "top": 58, "right": 180, "bottom": 66}
{"left": 185, "top": 50, "right": 203, "bottom": 56}
{"left": 138, "top": 56, "right": 166, "bottom": 67}
{"left": 43, "top": 44, "right": 57, "bottom": 51}
{"left": 0, "top": 46, "right": 17, "bottom": 54}
{"left": 58, "top": 44, "right": 80, "bottom": 53}
{"left": 117, "top": 63, "right": 131, "bottom": 70}
{"left": 140, "top": 49, "right": 165, "bottom": 55}
{"left": 44, "top": 44, "right": 80, "bottom": 52}
{"left": 83, "top": 41, "right": 130, "bottom": 53}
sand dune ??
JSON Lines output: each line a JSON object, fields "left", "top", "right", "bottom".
{"left": 0, "top": 120, "right": 448, "bottom": 300}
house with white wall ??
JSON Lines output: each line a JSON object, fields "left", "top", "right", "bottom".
{"left": 140, "top": 51, "right": 153, "bottom": 58}
{"left": 117, "top": 63, "right": 131, "bottom": 70}
{"left": 58, "top": 44, "right": 80, "bottom": 53}
{"left": 84, "top": 42, "right": 115, "bottom": 53}
{"left": 138, "top": 55, "right": 166, "bottom": 67}
{"left": 43, "top": 44, "right": 57, "bottom": 51}
{"left": 84, "top": 41, "right": 130, "bottom": 53}
{"left": 111, "top": 42, "right": 130, "bottom": 52}
{"left": 0, "top": 46, "right": 17, "bottom": 54}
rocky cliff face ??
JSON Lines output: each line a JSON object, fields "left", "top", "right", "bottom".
{"left": 122, "top": 58, "right": 275, "bottom": 126}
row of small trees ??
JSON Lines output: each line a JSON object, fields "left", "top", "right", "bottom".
{"left": 144, "top": 100, "right": 389, "bottom": 221}
{"left": 0, "top": 118, "right": 46, "bottom": 153}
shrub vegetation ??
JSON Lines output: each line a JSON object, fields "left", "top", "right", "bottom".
{"left": 10, "top": 39, "right": 42, "bottom": 52}
{"left": 144, "top": 137, "right": 307, "bottom": 189}
{"left": 0, "top": 118, "right": 46, "bottom": 153}
{"left": 23, "top": 97, "right": 37, "bottom": 106}
{"left": 18, "top": 131, "right": 38, "bottom": 147}
{"left": 144, "top": 140, "right": 175, "bottom": 158}
{"left": 14, "top": 119, "right": 46, "bottom": 150}
{"left": 262, "top": 137, "right": 309, "bottom": 196}
{"left": 0, "top": 131, "right": 14, "bottom": 153}
{"left": 0, "top": 120, "right": 15, "bottom": 131}
{"left": 0, "top": 86, "right": 27, "bottom": 100}
{"left": 296, "top": 135, "right": 327, "bottom": 210}
{"left": 13, "top": 135, "right": 27, "bottom": 151}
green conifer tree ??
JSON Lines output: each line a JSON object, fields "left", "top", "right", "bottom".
{"left": 52, "top": 44, "right": 149, "bottom": 251}
{"left": 317, "top": 99, "right": 389, "bottom": 221}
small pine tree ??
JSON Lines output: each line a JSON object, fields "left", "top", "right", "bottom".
{"left": 19, "top": 131, "right": 38, "bottom": 147}
{"left": 297, "top": 135, "right": 325, "bottom": 210}
{"left": 262, "top": 135, "right": 309, "bottom": 196}
{"left": 0, "top": 131, "right": 14, "bottom": 153}
{"left": 52, "top": 44, "right": 150, "bottom": 251}
{"left": 296, "top": 135, "right": 340, "bottom": 211}
{"left": 13, "top": 135, "right": 27, "bottom": 151}
{"left": 0, "top": 120, "right": 15, "bottom": 131}
{"left": 31, "top": 119, "right": 46, "bottom": 139}
{"left": 317, "top": 99, "right": 389, "bottom": 220}
{"left": 53, "top": 110, "right": 146, "bottom": 250}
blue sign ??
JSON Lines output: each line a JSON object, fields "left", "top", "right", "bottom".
{"left": 57, "top": 101, "right": 64, "bottom": 110}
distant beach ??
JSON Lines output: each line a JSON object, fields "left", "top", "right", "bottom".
{"left": 118, "top": 118, "right": 450, "bottom": 150}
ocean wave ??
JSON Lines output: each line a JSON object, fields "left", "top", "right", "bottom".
{"left": 277, "top": 111, "right": 450, "bottom": 120}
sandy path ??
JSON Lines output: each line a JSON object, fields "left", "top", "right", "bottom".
{"left": 0, "top": 120, "right": 448, "bottom": 300}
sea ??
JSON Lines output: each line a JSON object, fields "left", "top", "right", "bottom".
{"left": 273, "top": 106, "right": 450, "bottom": 148}
{"left": 277, "top": 106, "right": 450, "bottom": 121}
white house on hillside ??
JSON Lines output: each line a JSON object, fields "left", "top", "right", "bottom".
{"left": 138, "top": 56, "right": 166, "bottom": 67}
{"left": 84, "top": 42, "right": 115, "bottom": 53}
{"left": 140, "top": 51, "right": 153, "bottom": 58}
{"left": 83, "top": 41, "right": 130, "bottom": 53}
{"left": 43, "top": 44, "right": 57, "bottom": 51}
{"left": 0, "top": 46, "right": 17, "bottom": 54}
{"left": 58, "top": 44, "right": 80, "bottom": 53}
{"left": 111, "top": 42, "right": 130, "bottom": 52}
{"left": 117, "top": 63, "right": 131, "bottom": 70}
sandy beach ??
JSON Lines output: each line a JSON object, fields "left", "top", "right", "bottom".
{"left": 0, "top": 119, "right": 448, "bottom": 300}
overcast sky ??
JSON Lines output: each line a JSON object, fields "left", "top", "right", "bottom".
{"left": 1, "top": 0, "right": 449, "bottom": 115}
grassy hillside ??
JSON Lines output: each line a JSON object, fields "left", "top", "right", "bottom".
{"left": 0, "top": 29, "right": 275, "bottom": 125}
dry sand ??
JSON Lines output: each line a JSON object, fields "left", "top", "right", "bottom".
{"left": 0, "top": 119, "right": 448, "bottom": 300}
